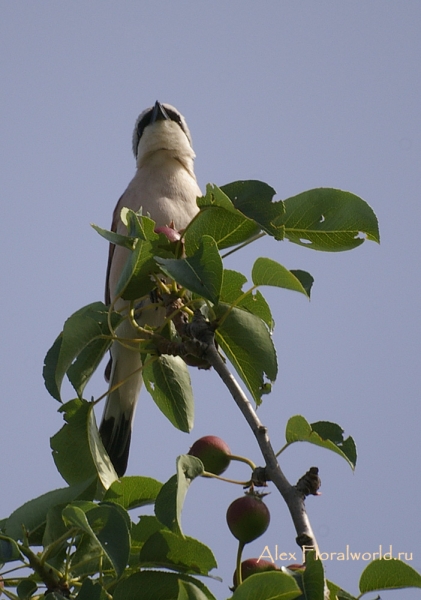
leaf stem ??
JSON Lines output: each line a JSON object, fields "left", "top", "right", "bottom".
{"left": 275, "top": 442, "right": 290, "bottom": 458}
{"left": 201, "top": 471, "right": 251, "bottom": 486}
{"left": 221, "top": 232, "right": 267, "bottom": 259}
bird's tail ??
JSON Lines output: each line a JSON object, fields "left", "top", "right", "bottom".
{"left": 99, "top": 332, "right": 143, "bottom": 477}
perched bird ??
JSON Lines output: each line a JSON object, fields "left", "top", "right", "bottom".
{"left": 99, "top": 101, "right": 201, "bottom": 476}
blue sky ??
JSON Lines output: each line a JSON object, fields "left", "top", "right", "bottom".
{"left": 1, "top": 3, "right": 420, "bottom": 597}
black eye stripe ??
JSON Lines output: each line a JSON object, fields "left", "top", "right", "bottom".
{"left": 136, "top": 107, "right": 185, "bottom": 141}
{"left": 136, "top": 112, "right": 152, "bottom": 140}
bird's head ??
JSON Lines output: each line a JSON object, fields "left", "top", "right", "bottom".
{"left": 132, "top": 101, "right": 196, "bottom": 170}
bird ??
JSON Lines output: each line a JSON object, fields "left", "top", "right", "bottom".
{"left": 99, "top": 101, "right": 201, "bottom": 477}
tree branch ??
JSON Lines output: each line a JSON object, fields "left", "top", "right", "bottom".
{"left": 184, "top": 311, "right": 320, "bottom": 554}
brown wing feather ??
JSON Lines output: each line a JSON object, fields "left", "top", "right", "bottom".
{"left": 104, "top": 194, "right": 125, "bottom": 381}
{"left": 105, "top": 194, "right": 125, "bottom": 305}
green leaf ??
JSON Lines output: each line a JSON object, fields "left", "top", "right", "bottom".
{"left": 42, "top": 504, "right": 69, "bottom": 550}
{"left": 91, "top": 222, "right": 136, "bottom": 250}
{"left": 290, "top": 270, "right": 314, "bottom": 298}
{"left": 252, "top": 258, "right": 309, "bottom": 297}
{"left": 156, "top": 235, "right": 222, "bottom": 304}
{"left": 283, "top": 188, "right": 380, "bottom": 251}
{"left": 131, "top": 516, "right": 168, "bottom": 546}
{"left": 103, "top": 476, "right": 162, "bottom": 510}
{"left": 139, "top": 530, "right": 217, "bottom": 575}
{"left": 197, "top": 184, "right": 242, "bottom": 214}
{"left": 61, "top": 504, "right": 96, "bottom": 534}
{"left": 51, "top": 398, "right": 118, "bottom": 488}
{"left": 68, "top": 531, "right": 104, "bottom": 579}
{"left": 0, "top": 534, "right": 21, "bottom": 562}
{"left": 214, "top": 304, "right": 278, "bottom": 404}
{"left": 143, "top": 355, "right": 194, "bottom": 433}
{"left": 155, "top": 455, "right": 204, "bottom": 536}
{"left": 232, "top": 571, "right": 302, "bottom": 600}
{"left": 114, "top": 211, "right": 174, "bottom": 300}
{"left": 63, "top": 503, "right": 130, "bottom": 578}
{"left": 184, "top": 185, "right": 260, "bottom": 254}
{"left": 177, "top": 581, "right": 211, "bottom": 600}
{"left": 222, "top": 180, "right": 285, "bottom": 240}
{"left": 5, "top": 480, "right": 95, "bottom": 542}
{"left": 75, "top": 578, "right": 104, "bottom": 600}
{"left": 43, "top": 335, "right": 63, "bottom": 401}
{"left": 17, "top": 578, "right": 38, "bottom": 599}
{"left": 113, "top": 571, "right": 216, "bottom": 600}
{"left": 221, "top": 270, "right": 274, "bottom": 330}
{"left": 302, "top": 551, "right": 325, "bottom": 600}
{"left": 326, "top": 580, "right": 357, "bottom": 600}
{"left": 43, "top": 302, "right": 121, "bottom": 401}
{"left": 285, "top": 416, "right": 357, "bottom": 470}
{"left": 359, "top": 558, "right": 421, "bottom": 593}
{"left": 87, "top": 504, "right": 130, "bottom": 579}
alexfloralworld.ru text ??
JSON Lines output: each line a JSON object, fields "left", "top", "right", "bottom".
{"left": 258, "top": 545, "right": 413, "bottom": 563}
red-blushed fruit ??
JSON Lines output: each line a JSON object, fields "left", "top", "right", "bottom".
{"left": 154, "top": 225, "right": 181, "bottom": 242}
{"left": 233, "top": 558, "right": 278, "bottom": 588}
{"left": 226, "top": 493, "right": 270, "bottom": 544}
{"left": 188, "top": 435, "right": 231, "bottom": 475}
{"left": 286, "top": 563, "right": 305, "bottom": 571}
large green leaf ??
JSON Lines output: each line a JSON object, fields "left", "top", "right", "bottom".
{"left": 284, "top": 416, "right": 357, "bottom": 469}
{"left": 232, "top": 571, "right": 302, "bottom": 600}
{"left": 131, "top": 516, "right": 168, "bottom": 546}
{"left": 302, "top": 551, "right": 325, "bottom": 600}
{"left": 184, "top": 185, "right": 260, "bottom": 255}
{"left": 139, "top": 530, "right": 217, "bottom": 575}
{"left": 252, "top": 257, "right": 309, "bottom": 297}
{"left": 91, "top": 222, "right": 136, "bottom": 250}
{"left": 113, "top": 210, "right": 175, "bottom": 301}
{"left": 359, "top": 558, "right": 421, "bottom": 593}
{"left": 114, "top": 212, "right": 160, "bottom": 300}
{"left": 51, "top": 398, "right": 118, "bottom": 487}
{"left": 0, "top": 535, "right": 21, "bottom": 562}
{"left": 17, "top": 579, "right": 38, "bottom": 598}
{"left": 154, "top": 456, "right": 203, "bottom": 536}
{"left": 221, "top": 269, "right": 274, "bottom": 331}
{"left": 325, "top": 581, "right": 357, "bottom": 600}
{"left": 74, "top": 578, "right": 104, "bottom": 600}
{"left": 62, "top": 503, "right": 130, "bottom": 578}
{"left": 177, "top": 581, "right": 211, "bottom": 600}
{"left": 91, "top": 223, "right": 136, "bottom": 250}
{"left": 214, "top": 304, "right": 278, "bottom": 404}
{"left": 143, "top": 355, "right": 194, "bottom": 433}
{"left": 113, "top": 571, "right": 216, "bottom": 600}
{"left": 43, "top": 302, "right": 121, "bottom": 402}
{"left": 289, "top": 270, "right": 314, "bottom": 298}
{"left": 103, "top": 476, "right": 162, "bottom": 510}
{"left": 5, "top": 480, "right": 96, "bottom": 542}
{"left": 156, "top": 235, "right": 222, "bottom": 304}
{"left": 222, "top": 180, "right": 285, "bottom": 240}
{"left": 283, "top": 188, "right": 380, "bottom": 251}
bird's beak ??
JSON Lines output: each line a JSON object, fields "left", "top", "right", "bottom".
{"left": 151, "top": 101, "right": 169, "bottom": 123}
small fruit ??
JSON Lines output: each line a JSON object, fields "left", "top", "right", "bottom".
{"left": 233, "top": 558, "right": 278, "bottom": 588}
{"left": 286, "top": 563, "right": 305, "bottom": 571}
{"left": 188, "top": 435, "right": 231, "bottom": 475}
{"left": 154, "top": 225, "right": 181, "bottom": 242}
{"left": 226, "top": 493, "right": 270, "bottom": 544}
